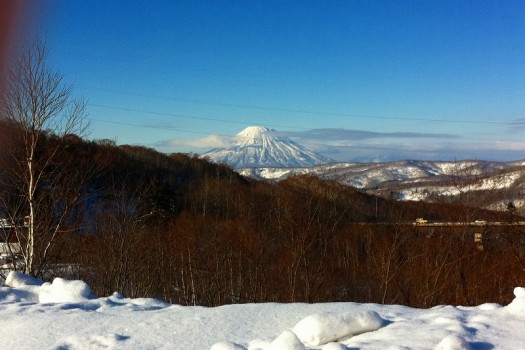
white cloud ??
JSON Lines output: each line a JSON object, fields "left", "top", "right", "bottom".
{"left": 156, "top": 127, "right": 525, "bottom": 162}
{"left": 158, "top": 134, "right": 236, "bottom": 150}
{"left": 282, "top": 128, "right": 457, "bottom": 141}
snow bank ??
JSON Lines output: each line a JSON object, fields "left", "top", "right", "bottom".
{"left": 2, "top": 273, "right": 525, "bottom": 350}
{"left": 292, "top": 310, "right": 386, "bottom": 346}
{"left": 39, "top": 277, "right": 93, "bottom": 303}
{"left": 2, "top": 271, "right": 43, "bottom": 302}
{"left": 2, "top": 273, "right": 92, "bottom": 304}
{"left": 5, "top": 271, "right": 43, "bottom": 288}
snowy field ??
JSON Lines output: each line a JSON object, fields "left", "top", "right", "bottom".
{"left": 1, "top": 272, "right": 525, "bottom": 349}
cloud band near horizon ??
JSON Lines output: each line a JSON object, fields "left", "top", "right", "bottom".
{"left": 156, "top": 128, "right": 525, "bottom": 162}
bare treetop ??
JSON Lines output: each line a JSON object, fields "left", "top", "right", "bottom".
{"left": 1, "top": 39, "right": 88, "bottom": 138}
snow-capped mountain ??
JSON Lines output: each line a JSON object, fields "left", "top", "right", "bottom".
{"left": 200, "top": 126, "right": 525, "bottom": 213}
{"left": 201, "top": 126, "right": 335, "bottom": 168}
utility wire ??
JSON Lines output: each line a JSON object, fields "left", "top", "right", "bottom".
{"left": 88, "top": 102, "right": 514, "bottom": 126}
{"left": 88, "top": 103, "right": 310, "bottom": 131}
{"left": 78, "top": 85, "right": 519, "bottom": 126}
{"left": 88, "top": 118, "right": 234, "bottom": 137}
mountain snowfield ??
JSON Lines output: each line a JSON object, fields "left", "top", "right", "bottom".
{"left": 239, "top": 160, "right": 521, "bottom": 187}
{"left": 201, "top": 126, "right": 335, "bottom": 168}
{"left": 1, "top": 271, "right": 525, "bottom": 349}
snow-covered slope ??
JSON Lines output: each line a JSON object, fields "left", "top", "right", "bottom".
{"left": 201, "top": 126, "right": 334, "bottom": 168}
{"left": 238, "top": 159, "right": 518, "bottom": 188}
{"left": 240, "top": 160, "right": 516, "bottom": 187}
{"left": 238, "top": 159, "right": 525, "bottom": 212}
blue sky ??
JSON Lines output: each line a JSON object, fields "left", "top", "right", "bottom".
{"left": 33, "top": 1, "right": 525, "bottom": 161}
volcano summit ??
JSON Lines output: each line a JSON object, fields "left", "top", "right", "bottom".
{"left": 201, "top": 126, "right": 334, "bottom": 168}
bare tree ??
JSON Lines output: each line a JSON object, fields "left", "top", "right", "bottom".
{"left": 0, "top": 40, "right": 89, "bottom": 276}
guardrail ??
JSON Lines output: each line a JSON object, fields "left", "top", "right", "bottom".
{"left": 411, "top": 221, "right": 525, "bottom": 227}
{"left": 353, "top": 221, "right": 525, "bottom": 227}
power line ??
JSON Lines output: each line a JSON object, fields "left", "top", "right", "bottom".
{"left": 88, "top": 102, "right": 514, "bottom": 127}
{"left": 81, "top": 85, "right": 379, "bottom": 120}
{"left": 88, "top": 103, "right": 310, "bottom": 131}
{"left": 88, "top": 118, "right": 235, "bottom": 138}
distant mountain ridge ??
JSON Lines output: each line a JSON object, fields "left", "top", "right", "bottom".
{"left": 239, "top": 159, "right": 525, "bottom": 213}
{"left": 201, "top": 126, "right": 335, "bottom": 168}
{"left": 240, "top": 159, "right": 524, "bottom": 187}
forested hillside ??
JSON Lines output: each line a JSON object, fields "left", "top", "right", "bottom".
{"left": 1, "top": 122, "right": 525, "bottom": 308}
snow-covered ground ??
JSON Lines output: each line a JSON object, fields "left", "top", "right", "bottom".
{"left": 1, "top": 272, "right": 525, "bottom": 349}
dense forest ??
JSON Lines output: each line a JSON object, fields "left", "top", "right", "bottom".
{"left": 1, "top": 121, "right": 524, "bottom": 308}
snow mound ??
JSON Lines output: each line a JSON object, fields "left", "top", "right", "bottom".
{"left": 248, "top": 339, "right": 271, "bottom": 350}
{"left": 39, "top": 277, "right": 93, "bottom": 303}
{"left": 514, "top": 286, "right": 525, "bottom": 298}
{"left": 245, "top": 331, "right": 304, "bottom": 350}
{"left": 506, "top": 287, "right": 525, "bottom": 317}
{"left": 476, "top": 303, "right": 500, "bottom": 311}
{"left": 5, "top": 271, "right": 43, "bottom": 288}
{"left": 292, "top": 310, "right": 386, "bottom": 346}
{"left": 270, "top": 330, "right": 304, "bottom": 350}
{"left": 434, "top": 334, "right": 471, "bottom": 350}
{"left": 3, "top": 271, "right": 43, "bottom": 302}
